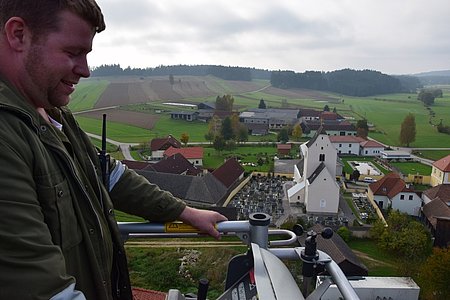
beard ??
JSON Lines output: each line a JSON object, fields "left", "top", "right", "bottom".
{"left": 24, "top": 44, "right": 71, "bottom": 109}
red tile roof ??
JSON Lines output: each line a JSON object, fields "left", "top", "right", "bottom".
{"left": 277, "top": 144, "right": 292, "bottom": 150}
{"left": 423, "top": 184, "right": 450, "bottom": 202}
{"left": 433, "top": 154, "right": 450, "bottom": 172}
{"left": 360, "top": 140, "right": 384, "bottom": 148}
{"left": 164, "top": 146, "right": 204, "bottom": 159}
{"left": 422, "top": 198, "right": 450, "bottom": 228}
{"left": 329, "top": 136, "right": 364, "bottom": 143}
{"left": 152, "top": 153, "right": 203, "bottom": 176}
{"left": 369, "top": 172, "right": 409, "bottom": 198}
{"left": 150, "top": 135, "right": 181, "bottom": 151}
{"left": 212, "top": 158, "right": 244, "bottom": 188}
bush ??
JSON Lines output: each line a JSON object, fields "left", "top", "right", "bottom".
{"left": 337, "top": 226, "right": 352, "bottom": 242}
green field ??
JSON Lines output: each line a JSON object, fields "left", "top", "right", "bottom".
{"left": 69, "top": 79, "right": 109, "bottom": 112}
{"left": 340, "top": 156, "right": 390, "bottom": 175}
{"left": 347, "top": 238, "right": 401, "bottom": 276}
{"left": 203, "top": 145, "right": 279, "bottom": 171}
{"left": 390, "top": 161, "right": 432, "bottom": 175}
{"left": 70, "top": 78, "right": 450, "bottom": 148}
{"left": 413, "top": 150, "right": 450, "bottom": 161}
{"left": 75, "top": 116, "right": 155, "bottom": 143}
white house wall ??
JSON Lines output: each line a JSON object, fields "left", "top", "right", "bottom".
{"left": 361, "top": 147, "right": 383, "bottom": 156}
{"left": 373, "top": 195, "right": 390, "bottom": 210}
{"left": 332, "top": 142, "right": 360, "bottom": 155}
{"left": 391, "top": 193, "right": 422, "bottom": 216}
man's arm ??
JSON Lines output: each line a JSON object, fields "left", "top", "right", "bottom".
{"left": 178, "top": 206, "right": 228, "bottom": 239}
{"left": 109, "top": 161, "right": 227, "bottom": 238}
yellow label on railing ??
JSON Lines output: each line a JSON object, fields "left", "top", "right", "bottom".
{"left": 165, "top": 222, "right": 200, "bottom": 233}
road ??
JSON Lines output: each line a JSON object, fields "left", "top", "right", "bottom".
{"left": 85, "top": 132, "right": 139, "bottom": 161}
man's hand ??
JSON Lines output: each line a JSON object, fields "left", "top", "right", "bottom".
{"left": 178, "top": 207, "right": 228, "bottom": 239}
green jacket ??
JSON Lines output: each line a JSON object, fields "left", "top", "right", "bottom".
{"left": 0, "top": 78, "right": 186, "bottom": 300}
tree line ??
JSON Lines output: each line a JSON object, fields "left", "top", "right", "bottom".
{"left": 270, "top": 69, "right": 423, "bottom": 96}
{"left": 90, "top": 65, "right": 435, "bottom": 95}
{"left": 90, "top": 64, "right": 271, "bottom": 80}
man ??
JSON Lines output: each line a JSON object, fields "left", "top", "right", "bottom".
{"left": 0, "top": 1, "right": 227, "bottom": 299}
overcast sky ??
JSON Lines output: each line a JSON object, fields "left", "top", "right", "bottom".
{"left": 90, "top": 0, "right": 450, "bottom": 75}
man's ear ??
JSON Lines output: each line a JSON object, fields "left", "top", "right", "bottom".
{"left": 3, "top": 17, "right": 31, "bottom": 51}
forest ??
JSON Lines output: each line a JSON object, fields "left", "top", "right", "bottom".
{"left": 90, "top": 64, "right": 427, "bottom": 96}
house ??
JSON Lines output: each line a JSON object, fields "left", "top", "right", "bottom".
{"left": 197, "top": 102, "right": 216, "bottom": 110}
{"left": 329, "top": 136, "right": 363, "bottom": 155}
{"left": 245, "top": 123, "right": 269, "bottom": 136}
{"left": 126, "top": 158, "right": 244, "bottom": 208}
{"left": 212, "top": 158, "right": 245, "bottom": 189}
{"left": 329, "top": 136, "right": 385, "bottom": 156}
{"left": 239, "top": 108, "right": 300, "bottom": 130}
{"left": 136, "top": 170, "right": 228, "bottom": 207}
{"left": 164, "top": 146, "right": 204, "bottom": 166}
{"left": 430, "top": 154, "right": 450, "bottom": 187}
{"left": 277, "top": 144, "right": 292, "bottom": 157}
{"left": 150, "top": 135, "right": 181, "bottom": 160}
{"left": 301, "top": 120, "right": 357, "bottom": 138}
{"left": 170, "top": 111, "right": 198, "bottom": 122}
{"left": 359, "top": 139, "right": 384, "bottom": 156}
{"left": 297, "top": 224, "right": 368, "bottom": 276}
{"left": 421, "top": 184, "right": 450, "bottom": 247}
{"left": 421, "top": 198, "right": 450, "bottom": 247}
{"left": 298, "top": 108, "right": 321, "bottom": 121}
{"left": 150, "top": 153, "right": 203, "bottom": 176}
{"left": 122, "top": 155, "right": 202, "bottom": 176}
{"left": 287, "top": 126, "right": 340, "bottom": 214}
{"left": 320, "top": 111, "right": 345, "bottom": 122}
{"left": 367, "top": 172, "right": 422, "bottom": 216}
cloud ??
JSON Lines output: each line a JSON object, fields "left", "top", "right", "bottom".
{"left": 90, "top": 0, "right": 450, "bottom": 74}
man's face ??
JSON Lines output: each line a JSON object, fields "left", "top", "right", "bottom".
{"left": 23, "top": 10, "right": 95, "bottom": 109}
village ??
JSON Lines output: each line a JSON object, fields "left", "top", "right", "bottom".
{"left": 123, "top": 103, "right": 449, "bottom": 247}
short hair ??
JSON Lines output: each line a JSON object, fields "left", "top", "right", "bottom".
{"left": 0, "top": 0, "right": 105, "bottom": 37}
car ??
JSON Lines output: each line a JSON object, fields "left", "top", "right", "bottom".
{"left": 363, "top": 177, "right": 377, "bottom": 183}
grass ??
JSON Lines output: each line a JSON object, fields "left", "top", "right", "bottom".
{"left": 340, "top": 156, "right": 390, "bottom": 175}
{"left": 75, "top": 116, "right": 156, "bottom": 143}
{"left": 347, "top": 238, "right": 400, "bottom": 276}
{"left": 413, "top": 150, "right": 449, "bottom": 161}
{"left": 72, "top": 78, "right": 450, "bottom": 148}
{"left": 203, "top": 145, "right": 278, "bottom": 171}
{"left": 152, "top": 115, "right": 208, "bottom": 142}
{"left": 389, "top": 161, "right": 432, "bottom": 175}
{"left": 346, "top": 93, "right": 450, "bottom": 147}
{"left": 125, "top": 246, "right": 243, "bottom": 299}
{"left": 69, "top": 79, "right": 109, "bottom": 112}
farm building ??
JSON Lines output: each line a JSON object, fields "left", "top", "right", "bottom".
{"left": 420, "top": 184, "right": 450, "bottom": 247}
{"left": 164, "top": 146, "right": 204, "bottom": 166}
{"left": 150, "top": 135, "right": 181, "bottom": 160}
{"left": 430, "top": 154, "right": 450, "bottom": 187}
{"left": 239, "top": 108, "right": 300, "bottom": 130}
{"left": 367, "top": 172, "right": 422, "bottom": 216}
{"left": 277, "top": 143, "right": 292, "bottom": 157}
{"left": 170, "top": 111, "right": 198, "bottom": 121}
{"left": 329, "top": 136, "right": 385, "bottom": 156}
{"left": 301, "top": 120, "right": 357, "bottom": 138}
{"left": 380, "top": 150, "right": 411, "bottom": 160}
